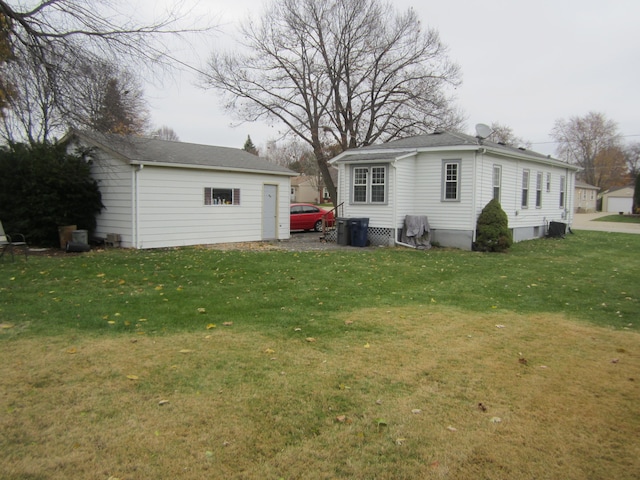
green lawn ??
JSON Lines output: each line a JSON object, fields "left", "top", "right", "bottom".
{"left": 1, "top": 230, "right": 638, "bottom": 337}
{"left": 594, "top": 214, "right": 640, "bottom": 223}
{"left": 1, "top": 231, "right": 640, "bottom": 480}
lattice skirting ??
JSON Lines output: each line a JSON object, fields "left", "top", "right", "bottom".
{"left": 324, "top": 227, "right": 394, "bottom": 246}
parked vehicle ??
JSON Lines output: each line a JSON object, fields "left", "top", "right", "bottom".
{"left": 290, "top": 203, "right": 335, "bottom": 232}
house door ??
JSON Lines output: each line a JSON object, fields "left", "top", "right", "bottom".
{"left": 262, "top": 184, "right": 278, "bottom": 240}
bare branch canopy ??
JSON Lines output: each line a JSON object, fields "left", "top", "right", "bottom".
{"left": 201, "top": 0, "right": 463, "bottom": 204}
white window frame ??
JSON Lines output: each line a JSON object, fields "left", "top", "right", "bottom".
{"left": 521, "top": 169, "right": 530, "bottom": 208}
{"left": 536, "top": 172, "right": 543, "bottom": 208}
{"left": 204, "top": 187, "right": 240, "bottom": 206}
{"left": 559, "top": 175, "right": 566, "bottom": 208}
{"left": 351, "top": 165, "right": 388, "bottom": 204}
{"left": 442, "top": 160, "right": 461, "bottom": 202}
{"left": 492, "top": 165, "right": 502, "bottom": 202}
{"left": 546, "top": 173, "right": 551, "bottom": 193}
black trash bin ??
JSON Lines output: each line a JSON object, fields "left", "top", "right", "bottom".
{"left": 336, "top": 218, "right": 351, "bottom": 246}
{"left": 548, "top": 221, "right": 566, "bottom": 238}
{"left": 349, "top": 218, "right": 369, "bottom": 247}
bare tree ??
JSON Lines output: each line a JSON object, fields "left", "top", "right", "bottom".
{"left": 150, "top": 125, "right": 180, "bottom": 141}
{"left": 202, "top": 0, "right": 463, "bottom": 204}
{"left": 487, "top": 122, "right": 531, "bottom": 148}
{"left": 0, "top": 0, "right": 211, "bottom": 141}
{"left": 624, "top": 142, "right": 640, "bottom": 179}
{"left": 551, "top": 112, "right": 622, "bottom": 188}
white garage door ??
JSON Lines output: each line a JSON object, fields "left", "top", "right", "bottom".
{"left": 607, "top": 197, "right": 633, "bottom": 213}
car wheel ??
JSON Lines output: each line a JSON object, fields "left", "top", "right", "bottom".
{"left": 314, "top": 220, "right": 323, "bottom": 232}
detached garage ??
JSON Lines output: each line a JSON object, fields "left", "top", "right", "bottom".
{"left": 69, "top": 130, "right": 296, "bottom": 249}
{"left": 601, "top": 185, "right": 634, "bottom": 214}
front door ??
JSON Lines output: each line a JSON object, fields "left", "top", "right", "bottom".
{"left": 262, "top": 184, "right": 277, "bottom": 240}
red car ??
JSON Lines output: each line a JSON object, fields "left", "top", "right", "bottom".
{"left": 290, "top": 203, "right": 335, "bottom": 232}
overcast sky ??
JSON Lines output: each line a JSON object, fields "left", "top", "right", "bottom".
{"left": 144, "top": 0, "right": 640, "bottom": 156}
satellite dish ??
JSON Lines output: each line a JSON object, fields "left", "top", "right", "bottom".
{"left": 475, "top": 123, "right": 493, "bottom": 139}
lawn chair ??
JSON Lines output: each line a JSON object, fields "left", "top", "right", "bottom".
{"left": 0, "top": 221, "right": 28, "bottom": 261}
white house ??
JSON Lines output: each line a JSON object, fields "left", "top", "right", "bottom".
{"left": 574, "top": 181, "right": 599, "bottom": 213}
{"left": 69, "top": 131, "right": 296, "bottom": 249}
{"left": 330, "top": 131, "right": 580, "bottom": 250}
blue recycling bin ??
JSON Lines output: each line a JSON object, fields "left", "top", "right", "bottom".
{"left": 349, "top": 218, "right": 369, "bottom": 247}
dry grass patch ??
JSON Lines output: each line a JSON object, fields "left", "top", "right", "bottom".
{"left": 1, "top": 306, "right": 639, "bottom": 479}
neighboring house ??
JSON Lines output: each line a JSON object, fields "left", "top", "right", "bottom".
{"left": 291, "top": 175, "right": 321, "bottom": 203}
{"left": 68, "top": 130, "right": 296, "bottom": 249}
{"left": 574, "top": 181, "right": 599, "bottom": 213}
{"left": 290, "top": 168, "right": 338, "bottom": 203}
{"left": 601, "top": 185, "right": 634, "bottom": 213}
{"left": 330, "top": 131, "right": 579, "bottom": 250}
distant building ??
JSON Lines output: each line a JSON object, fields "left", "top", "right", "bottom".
{"left": 574, "top": 181, "right": 599, "bottom": 213}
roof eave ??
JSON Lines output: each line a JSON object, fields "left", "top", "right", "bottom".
{"left": 130, "top": 160, "right": 297, "bottom": 177}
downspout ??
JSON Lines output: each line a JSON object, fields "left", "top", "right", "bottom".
{"left": 134, "top": 164, "right": 143, "bottom": 249}
{"left": 471, "top": 147, "right": 485, "bottom": 243}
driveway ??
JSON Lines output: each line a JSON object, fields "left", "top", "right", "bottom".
{"left": 572, "top": 213, "right": 640, "bottom": 234}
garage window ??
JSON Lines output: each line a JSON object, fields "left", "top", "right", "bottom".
{"left": 204, "top": 188, "right": 240, "bottom": 205}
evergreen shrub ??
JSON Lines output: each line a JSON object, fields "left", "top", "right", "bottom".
{"left": 474, "top": 198, "right": 513, "bottom": 252}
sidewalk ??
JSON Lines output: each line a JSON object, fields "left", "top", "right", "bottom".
{"left": 572, "top": 213, "right": 640, "bottom": 234}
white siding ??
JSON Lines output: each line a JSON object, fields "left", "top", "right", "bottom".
{"left": 335, "top": 148, "right": 578, "bottom": 248}
{"left": 90, "top": 152, "right": 135, "bottom": 246}
{"left": 337, "top": 163, "right": 395, "bottom": 227}
{"left": 135, "top": 166, "right": 290, "bottom": 249}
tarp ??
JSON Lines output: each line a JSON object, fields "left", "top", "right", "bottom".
{"left": 401, "top": 215, "right": 431, "bottom": 249}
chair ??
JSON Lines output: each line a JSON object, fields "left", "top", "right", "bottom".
{"left": 0, "top": 221, "right": 28, "bottom": 261}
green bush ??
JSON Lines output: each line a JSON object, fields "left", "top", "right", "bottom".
{"left": 0, "top": 140, "right": 104, "bottom": 247}
{"left": 474, "top": 198, "right": 513, "bottom": 252}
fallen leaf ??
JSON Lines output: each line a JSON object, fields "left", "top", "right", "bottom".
{"left": 495, "top": 324, "right": 505, "bottom": 328}
{"left": 363, "top": 343, "right": 370, "bottom": 349}
{"left": 336, "top": 415, "right": 347, "bottom": 423}
{"left": 395, "top": 438, "right": 406, "bottom": 445}
{"left": 197, "top": 307, "right": 206, "bottom": 313}
{"left": 478, "top": 402, "right": 487, "bottom": 412}
{"left": 294, "top": 327, "right": 302, "bottom": 331}
{"left": 158, "top": 400, "right": 170, "bottom": 406}
{"left": 223, "top": 322, "right": 233, "bottom": 326}
{"left": 179, "top": 349, "right": 194, "bottom": 354}
{"left": 306, "top": 337, "right": 316, "bottom": 342}
{"left": 411, "top": 409, "right": 422, "bottom": 414}
{"left": 490, "top": 417, "right": 502, "bottom": 423}
{"left": 446, "top": 426, "right": 457, "bottom": 432}
{"left": 126, "top": 375, "right": 139, "bottom": 380}
{"left": 206, "top": 323, "right": 217, "bottom": 329}
{"left": 66, "top": 347, "right": 77, "bottom": 354}
{"left": 611, "top": 358, "right": 619, "bottom": 364}
{"left": 0, "top": 323, "right": 14, "bottom": 329}
{"left": 264, "top": 348, "right": 275, "bottom": 354}
{"left": 344, "top": 320, "right": 354, "bottom": 325}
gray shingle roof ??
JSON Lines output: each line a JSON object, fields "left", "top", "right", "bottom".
{"left": 332, "top": 131, "right": 578, "bottom": 170}
{"left": 72, "top": 130, "right": 296, "bottom": 176}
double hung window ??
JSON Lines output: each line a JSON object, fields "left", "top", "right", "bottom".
{"left": 352, "top": 165, "right": 387, "bottom": 204}
{"left": 521, "top": 170, "right": 530, "bottom": 208}
{"left": 442, "top": 160, "right": 461, "bottom": 201}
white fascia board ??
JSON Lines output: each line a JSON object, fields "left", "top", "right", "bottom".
{"left": 129, "top": 161, "right": 297, "bottom": 177}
